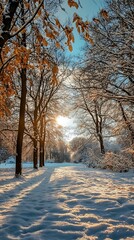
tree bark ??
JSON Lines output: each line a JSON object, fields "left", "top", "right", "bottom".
{"left": 16, "top": 67, "right": 27, "bottom": 176}
{"left": 98, "top": 133, "right": 105, "bottom": 154}
{"left": 39, "top": 114, "right": 43, "bottom": 167}
{"left": 39, "top": 139, "right": 44, "bottom": 167}
{"left": 15, "top": 1, "right": 26, "bottom": 176}
{"left": 33, "top": 138, "right": 38, "bottom": 169}
{"left": 94, "top": 105, "right": 105, "bottom": 154}
{"left": 33, "top": 100, "right": 38, "bottom": 169}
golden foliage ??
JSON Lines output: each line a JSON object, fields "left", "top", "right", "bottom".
{"left": 51, "top": 64, "right": 58, "bottom": 85}
{"left": 64, "top": 26, "right": 74, "bottom": 51}
{"left": 55, "top": 42, "right": 61, "bottom": 48}
{"left": 42, "top": 38, "right": 48, "bottom": 46}
{"left": 73, "top": 13, "right": 93, "bottom": 44}
{"left": 68, "top": 0, "right": 78, "bottom": 9}
{"left": 37, "top": 8, "right": 42, "bottom": 16}
{"left": 43, "top": 59, "right": 50, "bottom": 68}
{"left": 55, "top": 18, "right": 61, "bottom": 28}
{"left": 13, "top": 46, "right": 31, "bottom": 68}
{"left": 68, "top": 44, "right": 73, "bottom": 52}
{"left": 100, "top": 9, "right": 109, "bottom": 20}
{"left": 51, "top": 74, "right": 58, "bottom": 85}
{"left": 85, "top": 32, "right": 94, "bottom": 45}
{"left": 52, "top": 65, "right": 58, "bottom": 75}
{"left": 45, "top": 29, "right": 55, "bottom": 39}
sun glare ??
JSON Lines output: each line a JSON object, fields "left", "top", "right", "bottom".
{"left": 56, "top": 116, "right": 70, "bottom": 127}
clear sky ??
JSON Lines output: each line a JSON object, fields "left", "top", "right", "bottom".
{"left": 58, "top": 0, "right": 105, "bottom": 56}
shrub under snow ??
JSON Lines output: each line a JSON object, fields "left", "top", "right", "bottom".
{"left": 71, "top": 146, "right": 134, "bottom": 172}
{"left": 101, "top": 152, "right": 134, "bottom": 172}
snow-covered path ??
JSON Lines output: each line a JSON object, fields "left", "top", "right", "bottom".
{"left": 0, "top": 163, "right": 134, "bottom": 240}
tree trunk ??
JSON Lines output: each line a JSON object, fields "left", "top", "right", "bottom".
{"left": 42, "top": 145, "right": 45, "bottom": 166}
{"left": 33, "top": 101, "right": 38, "bottom": 169}
{"left": 39, "top": 114, "right": 43, "bottom": 167}
{"left": 95, "top": 105, "right": 105, "bottom": 155}
{"left": 33, "top": 138, "right": 38, "bottom": 169}
{"left": 16, "top": 67, "right": 27, "bottom": 176}
{"left": 15, "top": 3, "right": 26, "bottom": 176}
{"left": 39, "top": 139, "right": 44, "bottom": 167}
{"left": 39, "top": 115, "right": 46, "bottom": 167}
{"left": 98, "top": 134, "right": 105, "bottom": 154}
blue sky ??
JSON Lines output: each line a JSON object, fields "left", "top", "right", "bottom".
{"left": 58, "top": 0, "right": 105, "bottom": 56}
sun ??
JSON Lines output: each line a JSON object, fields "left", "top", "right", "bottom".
{"left": 56, "top": 116, "right": 71, "bottom": 127}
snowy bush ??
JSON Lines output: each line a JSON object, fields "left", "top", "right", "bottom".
{"left": 71, "top": 144, "right": 102, "bottom": 168}
{"left": 71, "top": 145, "right": 134, "bottom": 173}
{"left": 87, "top": 148, "right": 102, "bottom": 168}
{"left": 101, "top": 152, "right": 134, "bottom": 172}
{"left": 70, "top": 137, "right": 134, "bottom": 172}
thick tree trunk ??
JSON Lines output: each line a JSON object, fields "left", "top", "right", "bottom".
{"left": 15, "top": 3, "right": 26, "bottom": 176}
{"left": 16, "top": 68, "right": 27, "bottom": 176}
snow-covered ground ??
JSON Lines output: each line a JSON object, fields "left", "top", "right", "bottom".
{"left": 0, "top": 162, "right": 134, "bottom": 240}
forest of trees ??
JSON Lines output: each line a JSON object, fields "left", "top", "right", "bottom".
{"left": 0, "top": 0, "right": 133, "bottom": 175}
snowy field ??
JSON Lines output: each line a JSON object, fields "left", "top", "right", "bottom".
{"left": 0, "top": 162, "right": 134, "bottom": 240}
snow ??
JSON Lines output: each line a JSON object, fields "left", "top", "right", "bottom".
{"left": 0, "top": 162, "right": 134, "bottom": 240}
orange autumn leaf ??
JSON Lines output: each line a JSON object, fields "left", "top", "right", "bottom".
{"left": 68, "top": 0, "right": 78, "bottom": 9}
{"left": 55, "top": 18, "right": 61, "bottom": 28}
{"left": 51, "top": 74, "right": 58, "bottom": 85}
{"left": 85, "top": 32, "right": 94, "bottom": 45}
{"left": 70, "top": 34, "right": 74, "bottom": 43}
{"left": 85, "top": 32, "right": 90, "bottom": 40}
{"left": 45, "top": 29, "right": 55, "bottom": 39}
{"left": 3, "top": 45, "right": 10, "bottom": 54}
{"left": 42, "top": 38, "right": 48, "bottom": 46}
{"left": 55, "top": 42, "right": 61, "bottom": 48}
{"left": 37, "top": 35, "right": 42, "bottom": 42}
{"left": 77, "top": 26, "right": 81, "bottom": 33}
{"left": 38, "top": 8, "right": 42, "bottom": 16}
{"left": 43, "top": 59, "right": 50, "bottom": 68}
{"left": 100, "top": 9, "right": 109, "bottom": 19}
{"left": 52, "top": 65, "right": 58, "bottom": 75}
{"left": 88, "top": 37, "right": 94, "bottom": 45}
{"left": 73, "top": 13, "right": 79, "bottom": 22}
{"left": 48, "top": 23, "right": 54, "bottom": 31}
{"left": 14, "top": 47, "right": 20, "bottom": 55}
{"left": 53, "top": 30, "right": 59, "bottom": 36}
{"left": 25, "top": 2, "right": 30, "bottom": 9}
{"left": 68, "top": 44, "right": 73, "bottom": 52}
{"left": 21, "top": 28, "right": 26, "bottom": 34}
